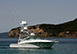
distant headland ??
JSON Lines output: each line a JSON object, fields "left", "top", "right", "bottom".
{"left": 8, "top": 18, "right": 77, "bottom": 38}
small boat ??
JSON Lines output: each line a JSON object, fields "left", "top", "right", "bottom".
{"left": 10, "top": 21, "right": 58, "bottom": 48}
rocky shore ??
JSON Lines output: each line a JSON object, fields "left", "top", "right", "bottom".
{"left": 8, "top": 18, "right": 77, "bottom": 38}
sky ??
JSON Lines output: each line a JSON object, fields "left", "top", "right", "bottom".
{"left": 0, "top": 0, "right": 77, "bottom": 33}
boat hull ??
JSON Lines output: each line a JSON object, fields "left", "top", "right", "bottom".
{"left": 10, "top": 42, "right": 54, "bottom": 48}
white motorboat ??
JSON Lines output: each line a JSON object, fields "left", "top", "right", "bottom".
{"left": 10, "top": 21, "right": 58, "bottom": 48}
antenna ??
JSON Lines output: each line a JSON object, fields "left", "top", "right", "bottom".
{"left": 8, "top": 0, "right": 25, "bottom": 25}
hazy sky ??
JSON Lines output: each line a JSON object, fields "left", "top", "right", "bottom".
{"left": 0, "top": 0, "right": 77, "bottom": 33}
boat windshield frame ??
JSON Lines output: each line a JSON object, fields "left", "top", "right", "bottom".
{"left": 24, "top": 35, "right": 40, "bottom": 40}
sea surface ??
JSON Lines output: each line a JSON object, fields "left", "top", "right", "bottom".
{"left": 0, "top": 37, "right": 77, "bottom": 54}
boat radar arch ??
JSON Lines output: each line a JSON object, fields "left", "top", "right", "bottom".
{"left": 20, "top": 21, "right": 27, "bottom": 25}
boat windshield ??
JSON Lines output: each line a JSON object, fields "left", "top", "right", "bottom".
{"left": 25, "top": 35, "right": 40, "bottom": 40}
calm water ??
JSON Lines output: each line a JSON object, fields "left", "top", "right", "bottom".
{"left": 0, "top": 38, "right": 77, "bottom": 54}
